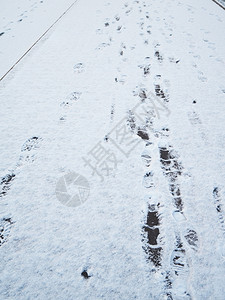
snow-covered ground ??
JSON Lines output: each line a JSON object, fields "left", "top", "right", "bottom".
{"left": 0, "top": 0, "right": 225, "bottom": 299}
{"left": 0, "top": 0, "right": 76, "bottom": 79}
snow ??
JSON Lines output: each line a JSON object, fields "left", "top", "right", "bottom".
{"left": 0, "top": 0, "right": 76, "bottom": 79}
{"left": 0, "top": 0, "right": 225, "bottom": 299}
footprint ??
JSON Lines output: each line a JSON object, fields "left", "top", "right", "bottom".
{"left": 159, "top": 145, "right": 184, "bottom": 212}
{"left": 155, "top": 84, "right": 169, "bottom": 103}
{"left": 213, "top": 187, "right": 225, "bottom": 236}
{"left": 0, "top": 217, "right": 14, "bottom": 247}
{"left": 198, "top": 75, "right": 207, "bottom": 82}
{"left": 184, "top": 229, "right": 199, "bottom": 251}
{"left": 133, "top": 86, "right": 147, "bottom": 99}
{"left": 168, "top": 57, "right": 180, "bottom": 64}
{"left": 21, "top": 136, "right": 42, "bottom": 152}
{"left": 138, "top": 64, "right": 151, "bottom": 76}
{"left": 18, "top": 136, "right": 42, "bottom": 165}
{"left": 127, "top": 110, "right": 136, "bottom": 132}
{"left": 173, "top": 210, "right": 187, "bottom": 222}
{"left": 142, "top": 203, "right": 162, "bottom": 267}
{"left": 162, "top": 271, "right": 173, "bottom": 299}
{"left": 73, "top": 63, "right": 85, "bottom": 73}
{"left": 188, "top": 111, "right": 202, "bottom": 125}
{"left": 141, "top": 149, "right": 152, "bottom": 167}
{"left": 155, "top": 50, "right": 163, "bottom": 63}
{"left": 143, "top": 171, "right": 154, "bottom": 188}
{"left": 0, "top": 174, "right": 16, "bottom": 198}
{"left": 119, "top": 43, "right": 126, "bottom": 56}
{"left": 137, "top": 128, "right": 149, "bottom": 140}
{"left": 170, "top": 234, "right": 192, "bottom": 299}
{"left": 188, "top": 111, "right": 208, "bottom": 142}
{"left": 125, "top": 8, "right": 132, "bottom": 15}
{"left": 68, "top": 91, "right": 81, "bottom": 101}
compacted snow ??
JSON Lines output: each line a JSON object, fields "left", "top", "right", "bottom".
{"left": 0, "top": 0, "right": 225, "bottom": 299}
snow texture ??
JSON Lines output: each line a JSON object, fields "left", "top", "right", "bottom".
{"left": 0, "top": 0, "right": 225, "bottom": 299}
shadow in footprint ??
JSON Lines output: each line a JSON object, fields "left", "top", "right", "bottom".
{"left": 142, "top": 203, "right": 162, "bottom": 267}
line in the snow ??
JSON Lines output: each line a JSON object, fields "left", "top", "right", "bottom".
{"left": 0, "top": 0, "right": 79, "bottom": 82}
{"left": 212, "top": 0, "right": 225, "bottom": 10}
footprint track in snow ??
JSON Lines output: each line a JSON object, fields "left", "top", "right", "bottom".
{"left": 142, "top": 202, "right": 163, "bottom": 268}
{"left": 169, "top": 233, "right": 192, "bottom": 299}
{"left": 138, "top": 63, "right": 151, "bottom": 77}
{"left": 158, "top": 138, "right": 199, "bottom": 249}
{"left": 0, "top": 217, "right": 14, "bottom": 247}
{"left": 73, "top": 63, "right": 85, "bottom": 73}
{"left": 155, "top": 48, "right": 163, "bottom": 63}
{"left": 60, "top": 92, "right": 81, "bottom": 107}
{"left": 0, "top": 173, "right": 16, "bottom": 198}
{"left": 188, "top": 111, "right": 208, "bottom": 143}
{"left": 1, "top": 136, "right": 42, "bottom": 197}
{"left": 1, "top": 1, "right": 43, "bottom": 35}
{"left": 213, "top": 187, "right": 225, "bottom": 237}
{"left": 155, "top": 84, "right": 169, "bottom": 103}
{"left": 18, "top": 136, "right": 43, "bottom": 166}
{"left": 159, "top": 144, "right": 184, "bottom": 212}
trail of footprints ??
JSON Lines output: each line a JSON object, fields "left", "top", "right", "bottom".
{"left": 0, "top": 88, "right": 82, "bottom": 247}
{"left": 213, "top": 187, "right": 225, "bottom": 237}
{"left": 93, "top": 0, "right": 205, "bottom": 297}
{"left": 0, "top": 136, "right": 42, "bottom": 198}
{"left": 135, "top": 12, "right": 198, "bottom": 295}
{"left": 59, "top": 91, "right": 81, "bottom": 122}
{"left": 1, "top": 89, "right": 82, "bottom": 198}
{"left": 2, "top": 1, "right": 222, "bottom": 295}
{"left": 159, "top": 141, "right": 198, "bottom": 297}
{"left": 0, "top": 136, "right": 43, "bottom": 246}
{"left": 83, "top": 0, "right": 205, "bottom": 295}
{"left": 95, "top": 1, "right": 199, "bottom": 296}
{"left": 0, "top": 1, "right": 45, "bottom": 37}
{"left": 141, "top": 127, "right": 199, "bottom": 298}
